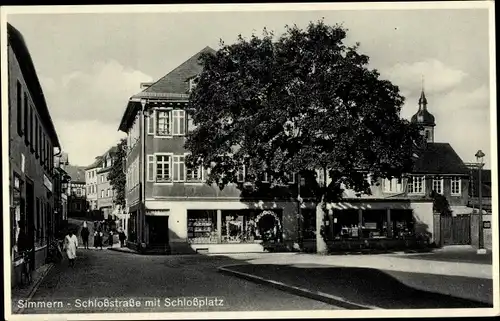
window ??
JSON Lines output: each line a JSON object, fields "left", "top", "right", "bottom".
{"left": 187, "top": 113, "right": 197, "bottom": 133}
{"left": 147, "top": 155, "right": 155, "bottom": 182}
{"left": 432, "top": 178, "right": 443, "bottom": 195}
{"left": 156, "top": 111, "right": 171, "bottom": 136}
{"left": 41, "top": 135, "right": 45, "bottom": 165}
{"left": 451, "top": 177, "right": 461, "bottom": 195}
{"left": 172, "top": 110, "right": 186, "bottom": 135}
{"left": 156, "top": 155, "right": 171, "bottom": 182}
{"left": 38, "top": 125, "right": 42, "bottom": 161}
{"left": 101, "top": 190, "right": 104, "bottom": 198}
{"left": 17, "top": 81, "right": 23, "bottom": 136}
{"left": 24, "top": 93, "right": 29, "bottom": 145}
{"left": 408, "top": 176, "right": 425, "bottom": 194}
{"left": 285, "top": 172, "right": 296, "bottom": 184}
{"left": 186, "top": 164, "right": 203, "bottom": 182}
{"left": 188, "top": 77, "right": 198, "bottom": 92}
{"left": 107, "top": 188, "right": 110, "bottom": 197}
{"left": 30, "top": 106, "right": 34, "bottom": 152}
{"left": 34, "top": 117, "right": 39, "bottom": 157}
{"left": 172, "top": 155, "right": 186, "bottom": 182}
{"left": 384, "top": 178, "right": 403, "bottom": 193}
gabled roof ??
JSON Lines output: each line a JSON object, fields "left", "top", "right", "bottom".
{"left": 8, "top": 23, "right": 61, "bottom": 148}
{"left": 118, "top": 46, "right": 216, "bottom": 132}
{"left": 141, "top": 46, "right": 215, "bottom": 95}
{"left": 411, "top": 143, "right": 469, "bottom": 175}
{"left": 65, "top": 165, "right": 86, "bottom": 184}
{"left": 85, "top": 156, "right": 103, "bottom": 170}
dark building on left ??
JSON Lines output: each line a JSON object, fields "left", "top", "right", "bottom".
{"left": 8, "top": 23, "right": 62, "bottom": 287}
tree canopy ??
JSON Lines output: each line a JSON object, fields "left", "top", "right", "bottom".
{"left": 107, "top": 138, "right": 127, "bottom": 207}
{"left": 185, "top": 20, "right": 422, "bottom": 201}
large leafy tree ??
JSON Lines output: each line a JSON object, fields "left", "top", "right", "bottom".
{"left": 186, "top": 20, "right": 421, "bottom": 202}
{"left": 107, "top": 138, "right": 127, "bottom": 208}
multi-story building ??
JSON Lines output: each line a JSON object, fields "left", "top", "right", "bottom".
{"left": 8, "top": 23, "right": 61, "bottom": 285}
{"left": 85, "top": 157, "right": 101, "bottom": 211}
{"left": 85, "top": 147, "right": 118, "bottom": 219}
{"left": 65, "top": 165, "right": 87, "bottom": 218}
{"left": 54, "top": 152, "right": 71, "bottom": 232}
{"left": 96, "top": 146, "right": 117, "bottom": 219}
{"left": 117, "top": 46, "right": 473, "bottom": 254}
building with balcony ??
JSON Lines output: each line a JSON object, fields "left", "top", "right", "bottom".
{"left": 8, "top": 23, "right": 62, "bottom": 286}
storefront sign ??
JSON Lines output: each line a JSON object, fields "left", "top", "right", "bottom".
{"left": 483, "top": 221, "right": 491, "bottom": 229}
{"left": 44, "top": 174, "right": 53, "bottom": 192}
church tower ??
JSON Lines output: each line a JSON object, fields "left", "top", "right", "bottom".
{"left": 411, "top": 87, "right": 436, "bottom": 143}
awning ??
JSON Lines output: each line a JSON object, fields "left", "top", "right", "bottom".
{"left": 451, "top": 206, "right": 486, "bottom": 215}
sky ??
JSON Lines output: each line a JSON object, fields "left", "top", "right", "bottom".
{"left": 6, "top": 5, "right": 494, "bottom": 169}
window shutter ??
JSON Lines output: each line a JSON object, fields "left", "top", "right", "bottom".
{"left": 147, "top": 110, "right": 155, "bottom": 135}
{"left": 147, "top": 155, "right": 155, "bottom": 182}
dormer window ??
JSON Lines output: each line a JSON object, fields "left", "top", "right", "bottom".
{"left": 188, "top": 76, "right": 199, "bottom": 92}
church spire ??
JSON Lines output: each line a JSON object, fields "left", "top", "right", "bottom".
{"left": 418, "top": 75, "right": 428, "bottom": 110}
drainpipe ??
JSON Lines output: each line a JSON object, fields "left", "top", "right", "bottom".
{"left": 140, "top": 99, "right": 147, "bottom": 249}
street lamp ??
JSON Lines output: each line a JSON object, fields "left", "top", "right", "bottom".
{"left": 475, "top": 149, "right": 486, "bottom": 254}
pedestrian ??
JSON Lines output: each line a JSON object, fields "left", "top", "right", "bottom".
{"left": 64, "top": 230, "right": 78, "bottom": 267}
{"left": 81, "top": 221, "right": 90, "bottom": 250}
{"left": 118, "top": 229, "right": 126, "bottom": 248}
{"left": 108, "top": 230, "right": 114, "bottom": 247}
{"left": 94, "top": 228, "right": 103, "bottom": 250}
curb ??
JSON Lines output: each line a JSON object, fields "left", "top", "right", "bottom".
{"left": 218, "top": 265, "right": 380, "bottom": 310}
{"left": 13, "top": 263, "right": 54, "bottom": 314}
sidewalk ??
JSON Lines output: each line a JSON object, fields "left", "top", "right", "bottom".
{"left": 218, "top": 253, "right": 494, "bottom": 309}
{"left": 11, "top": 263, "right": 54, "bottom": 314}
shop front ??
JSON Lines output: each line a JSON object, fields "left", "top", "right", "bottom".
{"left": 145, "top": 199, "right": 297, "bottom": 254}
{"left": 314, "top": 199, "right": 435, "bottom": 252}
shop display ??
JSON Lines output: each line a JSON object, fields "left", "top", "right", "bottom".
{"left": 187, "top": 217, "right": 217, "bottom": 243}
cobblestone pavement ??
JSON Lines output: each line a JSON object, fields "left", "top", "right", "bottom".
{"left": 14, "top": 249, "right": 340, "bottom": 314}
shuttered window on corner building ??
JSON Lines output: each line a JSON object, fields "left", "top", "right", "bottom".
{"left": 17, "top": 81, "right": 23, "bottom": 136}
{"left": 147, "top": 110, "right": 155, "bottom": 135}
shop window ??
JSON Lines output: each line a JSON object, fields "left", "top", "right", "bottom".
{"left": 361, "top": 210, "right": 389, "bottom": 239}
{"left": 333, "top": 209, "right": 360, "bottom": 240}
{"left": 390, "top": 210, "right": 415, "bottom": 239}
{"left": 187, "top": 210, "right": 218, "bottom": 244}
{"left": 221, "top": 210, "right": 283, "bottom": 244}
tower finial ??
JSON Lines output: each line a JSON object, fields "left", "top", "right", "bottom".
{"left": 418, "top": 74, "right": 427, "bottom": 109}
{"left": 421, "top": 74, "right": 424, "bottom": 92}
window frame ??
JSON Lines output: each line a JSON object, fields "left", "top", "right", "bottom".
{"left": 155, "top": 108, "right": 173, "bottom": 138}
{"left": 184, "top": 152, "right": 204, "bottom": 184}
{"left": 450, "top": 177, "right": 462, "bottom": 196}
{"left": 172, "top": 109, "right": 186, "bottom": 136}
{"left": 17, "top": 81, "right": 24, "bottom": 136}
{"left": 155, "top": 153, "right": 173, "bottom": 184}
{"left": 384, "top": 178, "right": 403, "bottom": 193}
{"left": 24, "top": 93, "right": 29, "bottom": 145}
{"left": 172, "top": 155, "right": 186, "bottom": 182}
{"left": 432, "top": 177, "right": 444, "bottom": 195}
{"left": 408, "top": 175, "right": 426, "bottom": 195}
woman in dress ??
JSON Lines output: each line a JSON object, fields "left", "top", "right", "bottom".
{"left": 64, "top": 230, "right": 78, "bottom": 267}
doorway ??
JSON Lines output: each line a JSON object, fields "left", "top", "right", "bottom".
{"left": 147, "top": 216, "right": 169, "bottom": 245}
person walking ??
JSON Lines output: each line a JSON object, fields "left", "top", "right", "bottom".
{"left": 81, "top": 221, "right": 90, "bottom": 250}
{"left": 94, "top": 228, "right": 103, "bottom": 250}
{"left": 64, "top": 230, "right": 78, "bottom": 267}
{"left": 118, "top": 228, "right": 126, "bottom": 248}
{"left": 108, "top": 230, "right": 114, "bottom": 247}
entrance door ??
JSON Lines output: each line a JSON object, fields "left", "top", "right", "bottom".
{"left": 25, "top": 180, "right": 35, "bottom": 270}
{"left": 147, "top": 216, "right": 169, "bottom": 245}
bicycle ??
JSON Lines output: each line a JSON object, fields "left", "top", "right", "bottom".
{"left": 20, "top": 250, "right": 33, "bottom": 286}
{"left": 47, "top": 239, "right": 63, "bottom": 263}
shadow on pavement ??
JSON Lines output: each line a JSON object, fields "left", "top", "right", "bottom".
{"left": 223, "top": 264, "right": 493, "bottom": 309}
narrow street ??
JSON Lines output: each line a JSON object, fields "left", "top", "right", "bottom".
{"left": 14, "top": 249, "right": 339, "bottom": 313}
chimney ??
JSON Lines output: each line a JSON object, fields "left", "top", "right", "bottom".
{"left": 140, "top": 82, "right": 154, "bottom": 90}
